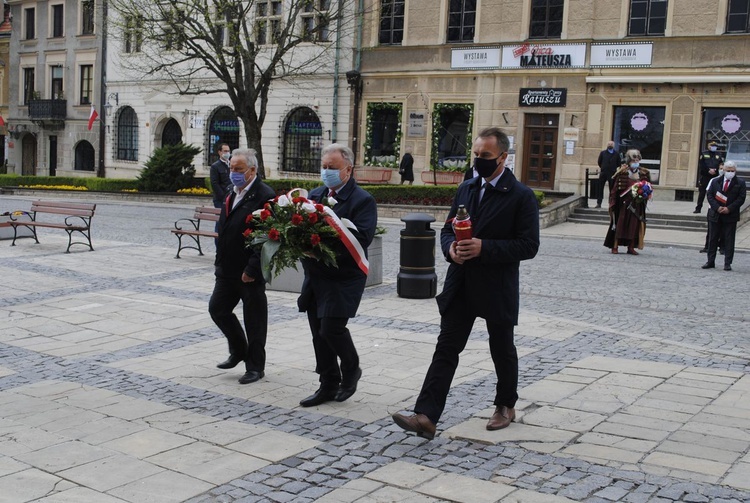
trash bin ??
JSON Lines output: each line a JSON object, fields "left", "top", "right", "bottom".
{"left": 397, "top": 213, "right": 438, "bottom": 299}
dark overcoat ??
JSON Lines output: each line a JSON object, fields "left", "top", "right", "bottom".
{"left": 436, "top": 169, "right": 540, "bottom": 326}
{"left": 210, "top": 159, "right": 232, "bottom": 205}
{"left": 298, "top": 177, "right": 377, "bottom": 318}
{"left": 214, "top": 179, "right": 276, "bottom": 281}
{"left": 707, "top": 176, "right": 747, "bottom": 223}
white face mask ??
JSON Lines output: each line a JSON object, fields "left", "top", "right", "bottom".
{"left": 725, "top": 171, "right": 736, "bottom": 180}
{"left": 709, "top": 146, "right": 718, "bottom": 152}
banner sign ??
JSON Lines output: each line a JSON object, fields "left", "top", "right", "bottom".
{"left": 451, "top": 47, "right": 501, "bottom": 69}
{"left": 518, "top": 88, "right": 567, "bottom": 107}
{"left": 502, "top": 43, "right": 586, "bottom": 69}
{"left": 590, "top": 42, "right": 653, "bottom": 67}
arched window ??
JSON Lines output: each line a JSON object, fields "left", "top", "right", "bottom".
{"left": 207, "top": 106, "right": 240, "bottom": 166}
{"left": 162, "top": 118, "right": 182, "bottom": 146}
{"left": 117, "top": 106, "right": 139, "bottom": 161}
{"left": 74, "top": 140, "right": 95, "bottom": 171}
{"left": 282, "top": 107, "right": 323, "bottom": 174}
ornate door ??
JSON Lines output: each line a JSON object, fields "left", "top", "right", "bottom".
{"left": 21, "top": 134, "right": 37, "bottom": 176}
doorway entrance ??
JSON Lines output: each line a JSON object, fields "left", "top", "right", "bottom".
{"left": 522, "top": 114, "right": 559, "bottom": 189}
{"left": 21, "top": 134, "right": 37, "bottom": 175}
{"left": 49, "top": 136, "right": 57, "bottom": 176}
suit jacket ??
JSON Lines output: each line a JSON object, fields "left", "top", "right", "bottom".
{"left": 298, "top": 177, "right": 377, "bottom": 318}
{"left": 210, "top": 159, "right": 232, "bottom": 205}
{"left": 597, "top": 149, "right": 620, "bottom": 179}
{"left": 214, "top": 178, "right": 276, "bottom": 281}
{"left": 707, "top": 175, "right": 747, "bottom": 224}
{"left": 437, "top": 170, "right": 540, "bottom": 326}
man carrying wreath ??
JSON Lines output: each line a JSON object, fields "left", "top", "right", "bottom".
{"left": 297, "top": 143, "right": 377, "bottom": 407}
{"left": 209, "top": 148, "right": 276, "bottom": 385}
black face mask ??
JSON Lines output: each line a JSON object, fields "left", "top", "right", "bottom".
{"left": 474, "top": 155, "right": 502, "bottom": 179}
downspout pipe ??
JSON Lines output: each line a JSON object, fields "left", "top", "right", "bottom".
{"left": 350, "top": 0, "right": 364, "bottom": 164}
{"left": 331, "top": 0, "right": 344, "bottom": 144}
{"left": 97, "top": 0, "right": 108, "bottom": 177}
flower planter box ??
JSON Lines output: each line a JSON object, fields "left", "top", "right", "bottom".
{"left": 421, "top": 171, "right": 465, "bottom": 185}
{"left": 267, "top": 236, "right": 383, "bottom": 293}
{"left": 355, "top": 168, "right": 393, "bottom": 185}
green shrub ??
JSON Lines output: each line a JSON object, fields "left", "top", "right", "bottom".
{"left": 137, "top": 143, "right": 201, "bottom": 192}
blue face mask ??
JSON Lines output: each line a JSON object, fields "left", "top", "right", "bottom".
{"left": 321, "top": 168, "right": 343, "bottom": 189}
{"left": 709, "top": 146, "right": 717, "bottom": 152}
{"left": 230, "top": 171, "right": 247, "bottom": 188}
{"left": 607, "top": 148, "right": 615, "bottom": 153}
{"left": 629, "top": 163, "right": 640, "bottom": 170}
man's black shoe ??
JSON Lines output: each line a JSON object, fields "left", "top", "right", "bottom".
{"left": 217, "top": 356, "right": 243, "bottom": 369}
{"left": 238, "top": 370, "right": 264, "bottom": 384}
{"left": 701, "top": 262, "right": 715, "bottom": 269}
{"left": 693, "top": 209, "right": 701, "bottom": 214}
{"left": 699, "top": 248, "right": 707, "bottom": 253}
{"left": 300, "top": 387, "right": 338, "bottom": 407}
{"left": 724, "top": 265, "right": 732, "bottom": 271}
{"left": 335, "top": 367, "right": 362, "bottom": 402}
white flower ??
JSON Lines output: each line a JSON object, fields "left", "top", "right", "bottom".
{"left": 252, "top": 208, "right": 263, "bottom": 217}
{"left": 277, "top": 194, "right": 291, "bottom": 207}
{"left": 328, "top": 197, "right": 338, "bottom": 207}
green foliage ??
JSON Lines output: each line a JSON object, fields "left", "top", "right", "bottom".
{"left": 0, "top": 174, "right": 138, "bottom": 191}
{"left": 533, "top": 190, "right": 545, "bottom": 206}
{"left": 137, "top": 143, "right": 201, "bottom": 192}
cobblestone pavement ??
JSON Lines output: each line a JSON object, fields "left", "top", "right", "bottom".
{"left": 1, "top": 195, "right": 749, "bottom": 503}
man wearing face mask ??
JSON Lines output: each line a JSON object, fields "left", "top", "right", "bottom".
{"left": 392, "top": 127, "right": 539, "bottom": 439}
{"left": 694, "top": 141, "right": 724, "bottom": 214}
{"left": 210, "top": 143, "right": 233, "bottom": 209}
{"left": 597, "top": 141, "right": 620, "bottom": 208}
{"left": 604, "top": 149, "right": 651, "bottom": 255}
{"left": 702, "top": 160, "right": 746, "bottom": 271}
{"left": 209, "top": 148, "right": 276, "bottom": 384}
{"left": 297, "top": 143, "right": 377, "bottom": 407}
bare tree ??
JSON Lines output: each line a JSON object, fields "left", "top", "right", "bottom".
{"left": 109, "top": 0, "right": 355, "bottom": 176}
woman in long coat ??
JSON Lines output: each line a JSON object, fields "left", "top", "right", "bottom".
{"left": 604, "top": 149, "right": 651, "bottom": 255}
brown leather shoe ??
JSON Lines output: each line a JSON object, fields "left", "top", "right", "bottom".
{"left": 392, "top": 413, "right": 436, "bottom": 440}
{"left": 486, "top": 406, "right": 515, "bottom": 431}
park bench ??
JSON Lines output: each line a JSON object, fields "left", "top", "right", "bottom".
{"left": 355, "top": 167, "right": 393, "bottom": 185}
{"left": 8, "top": 200, "right": 96, "bottom": 253}
{"left": 171, "top": 206, "right": 220, "bottom": 258}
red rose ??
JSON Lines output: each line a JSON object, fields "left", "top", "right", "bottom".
{"left": 315, "top": 204, "right": 324, "bottom": 212}
{"left": 264, "top": 202, "right": 272, "bottom": 210}
{"left": 291, "top": 214, "right": 304, "bottom": 225}
{"left": 268, "top": 228, "right": 280, "bottom": 241}
{"left": 292, "top": 196, "right": 304, "bottom": 204}
{"left": 260, "top": 210, "right": 271, "bottom": 221}
{"left": 242, "top": 228, "right": 252, "bottom": 238}
{"left": 308, "top": 213, "right": 319, "bottom": 224}
{"left": 310, "top": 234, "right": 321, "bottom": 246}
{"left": 245, "top": 214, "right": 254, "bottom": 224}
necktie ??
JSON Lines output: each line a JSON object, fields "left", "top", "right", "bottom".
{"left": 478, "top": 182, "right": 490, "bottom": 207}
{"left": 329, "top": 190, "right": 336, "bottom": 198}
{"left": 723, "top": 179, "right": 729, "bottom": 193}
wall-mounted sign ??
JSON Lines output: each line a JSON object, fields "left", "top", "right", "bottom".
{"left": 564, "top": 128, "right": 579, "bottom": 142}
{"left": 502, "top": 43, "right": 586, "bottom": 69}
{"left": 451, "top": 47, "right": 501, "bottom": 69}
{"left": 518, "top": 88, "right": 567, "bottom": 107}
{"left": 590, "top": 42, "right": 653, "bottom": 67}
{"left": 407, "top": 111, "right": 426, "bottom": 137}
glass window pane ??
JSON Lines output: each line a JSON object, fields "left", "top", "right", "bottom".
{"left": 629, "top": 19, "right": 646, "bottom": 35}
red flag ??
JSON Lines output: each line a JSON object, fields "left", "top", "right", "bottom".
{"left": 87, "top": 105, "right": 99, "bottom": 130}
{"left": 0, "top": 115, "right": 5, "bottom": 127}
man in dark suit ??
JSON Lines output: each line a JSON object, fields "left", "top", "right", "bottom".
{"left": 392, "top": 127, "right": 540, "bottom": 439}
{"left": 702, "top": 160, "right": 747, "bottom": 271}
{"left": 695, "top": 141, "right": 724, "bottom": 213}
{"left": 209, "top": 148, "right": 276, "bottom": 384}
{"left": 297, "top": 143, "right": 377, "bottom": 407}
{"left": 210, "top": 143, "right": 232, "bottom": 208}
{"left": 597, "top": 141, "right": 620, "bottom": 208}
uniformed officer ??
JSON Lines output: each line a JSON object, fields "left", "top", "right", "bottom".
{"left": 694, "top": 141, "right": 724, "bottom": 213}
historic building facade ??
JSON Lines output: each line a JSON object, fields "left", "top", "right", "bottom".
{"left": 104, "top": 1, "right": 356, "bottom": 180}
{"left": 358, "top": 0, "right": 750, "bottom": 197}
{"left": 6, "top": 0, "right": 101, "bottom": 177}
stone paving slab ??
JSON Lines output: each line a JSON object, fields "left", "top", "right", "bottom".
{"left": 2, "top": 198, "right": 750, "bottom": 502}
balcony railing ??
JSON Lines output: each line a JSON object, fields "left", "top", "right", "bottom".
{"left": 29, "top": 99, "right": 67, "bottom": 121}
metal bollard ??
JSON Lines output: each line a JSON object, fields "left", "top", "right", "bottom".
{"left": 397, "top": 213, "right": 437, "bottom": 299}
